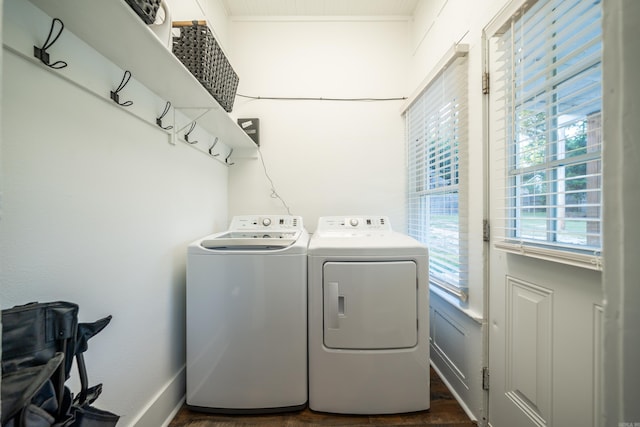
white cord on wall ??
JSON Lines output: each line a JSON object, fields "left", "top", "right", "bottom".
{"left": 257, "top": 148, "right": 293, "bottom": 216}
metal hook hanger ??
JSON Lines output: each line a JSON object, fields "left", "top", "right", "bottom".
{"left": 225, "top": 148, "right": 235, "bottom": 166}
{"left": 110, "top": 70, "right": 133, "bottom": 106}
{"left": 156, "top": 101, "right": 173, "bottom": 130}
{"left": 34, "top": 18, "right": 68, "bottom": 69}
{"left": 208, "top": 137, "right": 220, "bottom": 156}
{"left": 184, "top": 122, "right": 198, "bottom": 144}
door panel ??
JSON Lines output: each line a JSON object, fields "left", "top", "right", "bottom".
{"left": 486, "top": 34, "right": 603, "bottom": 427}
{"left": 489, "top": 252, "right": 602, "bottom": 427}
{"left": 504, "top": 277, "right": 552, "bottom": 426}
{"left": 323, "top": 261, "right": 417, "bottom": 349}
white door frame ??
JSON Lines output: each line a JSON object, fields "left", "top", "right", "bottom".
{"left": 601, "top": 0, "right": 640, "bottom": 425}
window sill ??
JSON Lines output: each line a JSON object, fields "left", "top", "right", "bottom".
{"left": 431, "top": 279, "right": 468, "bottom": 302}
{"left": 429, "top": 286, "right": 483, "bottom": 324}
{"left": 494, "top": 240, "right": 603, "bottom": 271}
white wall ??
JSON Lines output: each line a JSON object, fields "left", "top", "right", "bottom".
{"left": 1, "top": 1, "right": 229, "bottom": 425}
{"left": 407, "top": 0, "right": 513, "bottom": 422}
{"left": 227, "top": 18, "right": 409, "bottom": 233}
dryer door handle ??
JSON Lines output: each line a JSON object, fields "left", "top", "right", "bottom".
{"left": 324, "top": 282, "right": 340, "bottom": 329}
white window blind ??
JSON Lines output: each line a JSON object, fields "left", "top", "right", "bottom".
{"left": 406, "top": 52, "right": 469, "bottom": 300}
{"left": 492, "top": 0, "right": 603, "bottom": 263}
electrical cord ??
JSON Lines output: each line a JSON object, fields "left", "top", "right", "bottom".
{"left": 257, "top": 148, "right": 292, "bottom": 216}
{"left": 237, "top": 94, "right": 406, "bottom": 102}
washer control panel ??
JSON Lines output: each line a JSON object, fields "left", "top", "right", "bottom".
{"left": 316, "top": 216, "right": 392, "bottom": 234}
{"left": 229, "top": 215, "right": 303, "bottom": 231}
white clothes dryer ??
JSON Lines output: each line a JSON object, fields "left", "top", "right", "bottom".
{"left": 186, "top": 215, "right": 308, "bottom": 413}
{"left": 307, "top": 216, "right": 429, "bottom": 414}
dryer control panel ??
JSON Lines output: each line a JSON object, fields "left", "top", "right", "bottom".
{"left": 316, "top": 216, "right": 392, "bottom": 234}
{"left": 229, "top": 215, "right": 303, "bottom": 231}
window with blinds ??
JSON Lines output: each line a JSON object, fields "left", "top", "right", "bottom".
{"left": 493, "top": 0, "right": 602, "bottom": 260}
{"left": 406, "top": 52, "right": 469, "bottom": 300}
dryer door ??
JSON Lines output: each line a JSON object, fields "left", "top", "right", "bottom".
{"left": 323, "top": 261, "right": 417, "bottom": 349}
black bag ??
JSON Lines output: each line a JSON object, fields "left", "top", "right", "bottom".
{"left": 1, "top": 302, "right": 119, "bottom": 427}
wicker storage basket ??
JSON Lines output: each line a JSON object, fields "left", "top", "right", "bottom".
{"left": 124, "top": 0, "right": 161, "bottom": 25}
{"left": 172, "top": 21, "right": 239, "bottom": 112}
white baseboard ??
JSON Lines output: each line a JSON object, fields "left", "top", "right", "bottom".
{"left": 430, "top": 360, "right": 478, "bottom": 423}
{"left": 130, "top": 366, "right": 186, "bottom": 427}
{"left": 160, "top": 396, "right": 186, "bottom": 427}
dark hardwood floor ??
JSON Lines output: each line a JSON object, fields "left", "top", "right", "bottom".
{"left": 168, "top": 367, "right": 476, "bottom": 426}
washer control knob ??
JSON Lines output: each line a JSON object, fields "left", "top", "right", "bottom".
{"left": 262, "top": 218, "right": 272, "bottom": 226}
{"left": 349, "top": 218, "right": 359, "bottom": 227}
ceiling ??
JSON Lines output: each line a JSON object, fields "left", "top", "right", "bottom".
{"left": 221, "top": 0, "right": 421, "bottom": 17}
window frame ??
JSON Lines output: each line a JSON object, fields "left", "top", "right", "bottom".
{"left": 404, "top": 44, "right": 470, "bottom": 301}
{"left": 487, "top": 0, "right": 604, "bottom": 270}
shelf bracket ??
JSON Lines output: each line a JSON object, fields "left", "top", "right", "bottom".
{"left": 175, "top": 107, "right": 213, "bottom": 134}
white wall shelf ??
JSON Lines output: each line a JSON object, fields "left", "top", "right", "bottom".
{"left": 27, "top": 0, "right": 256, "bottom": 151}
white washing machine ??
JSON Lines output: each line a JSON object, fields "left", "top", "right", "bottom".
{"left": 186, "top": 215, "right": 309, "bottom": 413}
{"left": 308, "top": 216, "right": 429, "bottom": 414}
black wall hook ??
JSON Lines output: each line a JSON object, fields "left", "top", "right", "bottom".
{"left": 184, "top": 122, "right": 198, "bottom": 144}
{"left": 34, "top": 18, "right": 68, "bottom": 69}
{"left": 208, "top": 137, "right": 220, "bottom": 156}
{"left": 225, "top": 148, "right": 235, "bottom": 166}
{"left": 110, "top": 70, "right": 133, "bottom": 107}
{"left": 156, "top": 101, "right": 173, "bottom": 130}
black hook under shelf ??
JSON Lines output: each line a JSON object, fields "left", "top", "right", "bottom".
{"left": 225, "top": 148, "right": 235, "bottom": 166}
{"left": 184, "top": 122, "right": 198, "bottom": 144}
{"left": 156, "top": 101, "right": 173, "bottom": 130}
{"left": 110, "top": 70, "right": 133, "bottom": 107}
{"left": 208, "top": 137, "right": 220, "bottom": 156}
{"left": 34, "top": 17, "right": 68, "bottom": 69}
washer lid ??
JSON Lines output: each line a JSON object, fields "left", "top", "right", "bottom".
{"left": 200, "top": 231, "right": 300, "bottom": 250}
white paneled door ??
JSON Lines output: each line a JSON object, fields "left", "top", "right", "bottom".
{"left": 487, "top": 252, "right": 602, "bottom": 427}
{"left": 485, "top": 1, "right": 604, "bottom": 425}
